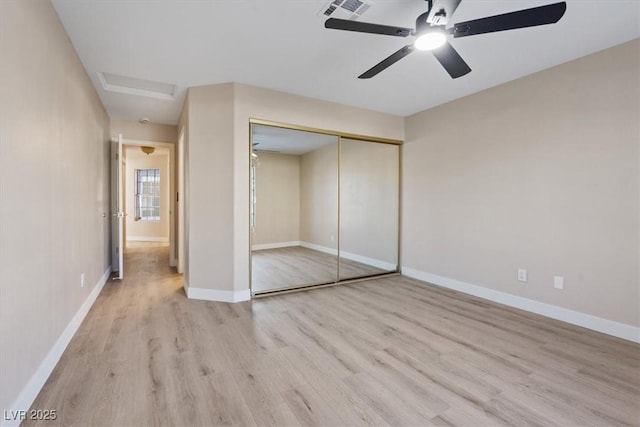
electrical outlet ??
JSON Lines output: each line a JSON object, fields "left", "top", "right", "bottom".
{"left": 81, "top": 273, "right": 85, "bottom": 288}
{"left": 554, "top": 276, "right": 564, "bottom": 290}
{"left": 518, "top": 269, "right": 527, "bottom": 282}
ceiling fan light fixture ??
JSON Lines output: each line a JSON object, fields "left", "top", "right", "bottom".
{"left": 414, "top": 30, "right": 447, "bottom": 51}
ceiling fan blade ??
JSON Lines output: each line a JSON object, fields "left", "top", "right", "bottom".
{"left": 432, "top": 41, "right": 471, "bottom": 78}
{"left": 450, "top": 2, "right": 567, "bottom": 38}
{"left": 358, "top": 45, "right": 415, "bottom": 79}
{"left": 325, "top": 18, "right": 413, "bottom": 37}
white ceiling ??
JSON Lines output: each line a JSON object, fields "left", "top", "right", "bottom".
{"left": 52, "top": 0, "right": 640, "bottom": 125}
{"left": 253, "top": 124, "right": 337, "bottom": 155}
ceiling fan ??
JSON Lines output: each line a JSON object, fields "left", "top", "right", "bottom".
{"left": 252, "top": 142, "right": 280, "bottom": 153}
{"left": 324, "top": 0, "right": 567, "bottom": 79}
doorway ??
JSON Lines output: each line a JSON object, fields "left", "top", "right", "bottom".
{"left": 111, "top": 137, "right": 177, "bottom": 278}
{"left": 124, "top": 145, "right": 170, "bottom": 245}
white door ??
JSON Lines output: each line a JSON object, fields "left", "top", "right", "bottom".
{"left": 111, "top": 133, "right": 124, "bottom": 279}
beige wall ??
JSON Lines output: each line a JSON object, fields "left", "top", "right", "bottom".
{"left": 184, "top": 83, "right": 235, "bottom": 292}
{"left": 403, "top": 39, "right": 640, "bottom": 327}
{"left": 340, "top": 139, "right": 399, "bottom": 266}
{"left": 178, "top": 97, "right": 190, "bottom": 280}
{"left": 124, "top": 148, "right": 170, "bottom": 241}
{"left": 252, "top": 153, "right": 300, "bottom": 246}
{"left": 0, "top": 0, "right": 111, "bottom": 412}
{"left": 111, "top": 118, "right": 177, "bottom": 143}
{"left": 300, "top": 144, "right": 339, "bottom": 249}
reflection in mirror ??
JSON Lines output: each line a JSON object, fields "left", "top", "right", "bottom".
{"left": 339, "top": 139, "right": 399, "bottom": 280}
{"left": 250, "top": 124, "right": 338, "bottom": 293}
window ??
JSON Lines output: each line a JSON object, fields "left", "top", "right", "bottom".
{"left": 135, "top": 169, "right": 160, "bottom": 221}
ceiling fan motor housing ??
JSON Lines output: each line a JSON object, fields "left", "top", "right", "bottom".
{"left": 416, "top": 11, "right": 430, "bottom": 33}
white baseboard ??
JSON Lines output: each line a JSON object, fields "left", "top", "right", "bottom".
{"left": 299, "top": 241, "right": 396, "bottom": 271}
{"left": 252, "top": 241, "right": 300, "bottom": 251}
{"left": 3, "top": 266, "right": 112, "bottom": 427}
{"left": 126, "top": 236, "right": 168, "bottom": 243}
{"left": 186, "top": 286, "right": 251, "bottom": 303}
{"left": 299, "top": 241, "right": 337, "bottom": 256}
{"left": 339, "top": 250, "right": 396, "bottom": 271}
{"left": 401, "top": 267, "right": 640, "bottom": 344}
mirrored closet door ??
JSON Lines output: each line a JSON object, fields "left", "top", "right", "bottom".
{"left": 250, "top": 124, "right": 338, "bottom": 293}
{"left": 339, "top": 138, "right": 399, "bottom": 281}
{"left": 250, "top": 121, "right": 401, "bottom": 295}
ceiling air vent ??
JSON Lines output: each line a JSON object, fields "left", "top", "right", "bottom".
{"left": 98, "top": 72, "right": 177, "bottom": 101}
{"left": 318, "top": 0, "right": 373, "bottom": 20}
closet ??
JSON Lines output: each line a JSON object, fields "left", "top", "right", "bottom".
{"left": 249, "top": 120, "right": 401, "bottom": 295}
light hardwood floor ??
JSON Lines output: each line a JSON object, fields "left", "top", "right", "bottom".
{"left": 26, "top": 243, "right": 640, "bottom": 426}
{"left": 251, "top": 246, "right": 386, "bottom": 293}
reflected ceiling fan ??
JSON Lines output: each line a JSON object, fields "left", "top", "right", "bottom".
{"left": 252, "top": 142, "right": 280, "bottom": 153}
{"left": 324, "top": 0, "right": 567, "bottom": 79}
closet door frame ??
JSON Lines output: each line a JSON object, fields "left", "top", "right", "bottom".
{"left": 249, "top": 118, "right": 403, "bottom": 297}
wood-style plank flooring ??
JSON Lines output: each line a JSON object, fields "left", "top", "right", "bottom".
{"left": 26, "top": 243, "right": 640, "bottom": 426}
{"left": 251, "top": 246, "right": 385, "bottom": 293}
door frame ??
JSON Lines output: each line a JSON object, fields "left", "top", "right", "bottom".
{"left": 177, "top": 130, "right": 185, "bottom": 274}
{"left": 248, "top": 118, "right": 403, "bottom": 297}
{"left": 113, "top": 138, "right": 177, "bottom": 268}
